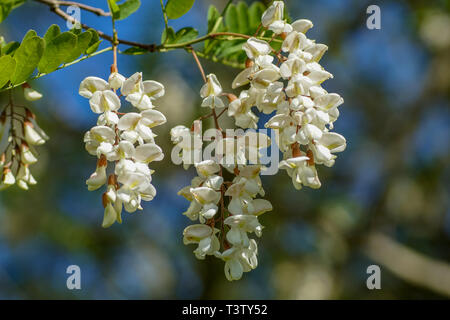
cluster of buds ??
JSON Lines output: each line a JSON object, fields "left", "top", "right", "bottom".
{"left": 79, "top": 70, "right": 166, "bottom": 228}
{"left": 0, "top": 87, "right": 48, "bottom": 191}
{"left": 231, "top": 0, "right": 346, "bottom": 190}
{"left": 174, "top": 1, "right": 346, "bottom": 281}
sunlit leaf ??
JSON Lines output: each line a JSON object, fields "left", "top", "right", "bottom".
{"left": 117, "top": 0, "right": 141, "bottom": 20}
{"left": 0, "top": 55, "right": 16, "bottom": 87}
{"left": 43, "top": 24, "right": 61, "bottom": 44}
{"left": 165, "top": 0, "right": 195, "bottom": 20}
{"left": 38, "top": 32, "right": 77, "bottom": 73}
{"left": 11, "top": 35, "right": 44, "bottom": 84}
{"left": 64, "top": 31, "right": 92, "bottom": 63}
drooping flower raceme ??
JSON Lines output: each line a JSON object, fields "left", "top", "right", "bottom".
{"left": 0, "top": 88, "right": 48, "bottom": 191}
{"left": 172, "top": 0, "right": 346, "bottom": 281}
{"left": 171, "top": 71, "right": 275, "bottom": 281}
{"left": 80, "top": 72, "right": 166, "bottom": 228}
{"left": 231, "top": 0, "right": 346, "bottom": 191}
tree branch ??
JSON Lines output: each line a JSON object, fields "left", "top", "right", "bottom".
{"left": 54, "top": 1, "right": 110, "bottom": 16}
{"left": 34, "top": 0, "right": 158, "bottom": 52}
{"left": 364, "top": 232, "right": 450, "bottom": 297}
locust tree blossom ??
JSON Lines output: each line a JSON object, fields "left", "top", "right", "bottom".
{"left": 171, "top": 71, "right": 274, "bottom": 281}
{"left": 171, "top": 0, "right": 346, "bottom": 281}
{"left": 79, "top": 72, "right": 166, "bottom": 227}
{"left": 0, "top": 96, "right": 48, "bottom": 191}
{"left": 228, "top": 0, "right": 346, "bottom": 191}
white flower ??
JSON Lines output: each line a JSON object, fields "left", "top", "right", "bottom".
{"left": 310, "top": 132, "right": 346, "bottom": 167}
{"left": 242, "top": 38, "right": 272, "bottom": 60}
{"left": 228, "top": 91, "right": 258, "bottom": 129}
{"left": 200, "top": 74, "right": 224, "bottom": 108}
{"left": 220, "top": 239, "right": 258, "bottom": 281}
{"left": 279, "top": 156, "right": 321, "bottom": 189}
{"left": 121, "top": 72, "right": 165, "bottom": 110}
{"left": 108, "top": 72, "right": 125, "bottom": 91}
{"left": 79, "top": 76, "right": 109, "bottom": 99}
{"left": 24, "top": 87, "right": 43, "bottom": 101}
{"left": 183, "top": 224, "right": 220, "bottom": 260}
{"left": 101, "top": 177, "right": 123, "bottom": 228}
{"left": 16, "top": 164, "right": 37, "bottom": 190}
{"left": 250, "top": 66, "right": 280, "bottom": 90}
{"left": 171, "top": 123, "right": 203, "bottom": 169}
{"left": 117, "top": 110, "right": 166, "bottom": 143}
{"left": 134, "top": 143, "right": 164, "bottom": 163}
{"left": 292, "top": 19, "right": 314, "bottom": 33}
{"left": 20, "top": 142, "right": 38, "bottom": 165}
{"left": 89, "top": 90, "right": 121, "bottom": 114}
{"left": 261, "top": 1, "right": 292, "bottom": 34}
{"left": 84, "top": 126, "right": 116, "bottom": 156}
{"left": 24, "top": 120, "right": 48, "bottom": 145}
{"left": 282, "top": 31, "right": 308, "bottom": 53}
{"left": 86, "top": 156, "right": 107, "bottom": 191}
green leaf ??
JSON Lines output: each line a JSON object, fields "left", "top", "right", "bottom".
{"left": 248, "top": 2, "right": 266, "bottom": 33}
{"left": 205, "top": 5, "right": 224, "bottom": 53}
{"left": 225, "top": 4, "right": 239, "bottom": 33}
{"left": 43, "top": 24, "right": 61, "bottom": 44}
{"left": 173, "top": 27, "right": 198, "bottom": 44}
{"left": 218, "top": 43, "right": 244, "bottom": 59}
{"left": 117, "top": 0, "right": 140, "bottom": 20}
{"left": 85, "top": 40, "right": 101, "bottom": 55}
{"left": 165, "top": 0, "right": 195, "bottom": 20}
{"left": 0, "top": 0, "right": 26, "bottom": 23}
{"left": 161, "top": 26, "right": 175, "bottom": 44}
{"left": 236, "top": 2, "right": 249, "bottom": 34}
{"left": 1, "top": 41, "right": 20, "bottom": 56}
{"left": 107, "top": 0, "right": 120, "bottom": 19}
{"left": 207, "top": 5, "right": 221, "bottom": 32}
{"left": 11, "top": 36, "right": 44, "bottom": 85}
{"left": 22, "top": 30, "right": 38, "bottom": 43}
{"left": 85, "top": 29, "right": 100, "bottom": 54}
{"left": 0, "top": 55, "right": 16, "bottom": 87}
{"left": 121, "top": 46, "right": 148, "bottom": 55}
{"left": 64, "top": 31, "right": 92, "bottom": 63}
{"left": 162, "top": 27, "right": 198, "bottom": 45}
{"left": 38, "top": 32, "right": 77, "bottom": 73}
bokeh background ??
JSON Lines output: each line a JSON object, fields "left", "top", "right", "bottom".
{"left": 0, "top": 0, "right": 449, "bottom": 299}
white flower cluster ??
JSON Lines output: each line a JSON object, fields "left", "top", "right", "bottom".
{"left": 173, "top": 0, "right": 346, "bottom": 281}
{"left": 79, "top": 72, "right": 166, "bottom": 228}
{"left": 172, "top": 72, "right": 274, "bottom": 281}
{"left": 0, "top": 93, "right": 48, "bottom": 191}
{"left": 230, "top": 0, "right": 346, "bottom": 190}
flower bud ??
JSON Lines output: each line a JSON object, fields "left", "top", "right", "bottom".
{"left": 24, "top": 121, "right": 45, "bottom": 145}
{"left": 20, "top": 142, "right": 38, "bottom": 165}
{"left": 108, "top": 72, "right": 126, "bottom": 91}
{"left": 23, "top": 84, "right": 43, "bottom": 101}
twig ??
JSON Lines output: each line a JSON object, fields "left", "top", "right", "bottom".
{"left": 34, "top": 0, "right": 157, "bottom": 52}
{"left": 189, "top": 47, "right": 206, "bottom": 83}
{"left": 56, "top": 1, "right": 110, "bottom": 16}
{"left": 159, "top": 0, "right": 169, "bottom": 31}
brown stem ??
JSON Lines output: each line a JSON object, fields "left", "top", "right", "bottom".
{"left": 34, "top": 0, "right": 157, "bottom": 52}
{"left": 54, "top": 1, "right": 110, "bottom": 16}
{"left": 189, "top": 47, "right": 206, "bottom": 83}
